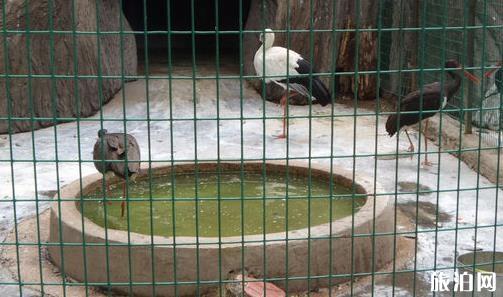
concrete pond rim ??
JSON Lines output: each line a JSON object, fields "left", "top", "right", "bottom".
{"left": 47, "top": 161, "right": 396, "bottom": 296}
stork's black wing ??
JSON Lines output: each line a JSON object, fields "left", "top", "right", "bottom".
{"left": 279, "top": 58, "right": 332, "bottom": 106}
{"left": 399, "top": 82, "right": 444, "bottom": 114}
{"left": 495, "top": 68, "right": 502, "bottom": 94}
{"left": 386, "top": 82, "right": 444, "bottom": 136}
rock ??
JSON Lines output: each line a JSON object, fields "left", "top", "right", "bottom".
{"left": 226, "top": 271, "right": 286, "bottom": 297}
{"left": 0, "top": 0, "right": 137, "bottom": 134}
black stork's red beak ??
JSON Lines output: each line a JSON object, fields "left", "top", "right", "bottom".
{"left": 446, "top": 60, "right": 480, "bottom": 84}
{"left": 484, "top": 61, "right": 502, "bottom": 78}
{"left": 457, "top": 64, "right": 480, "bottom": 85}
{"left": 463, "top": 70, "right": 480, "bottom": 85}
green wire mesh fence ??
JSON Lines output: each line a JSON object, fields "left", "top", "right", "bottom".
{"left": 0, "top": 0, "right": 502, "bottom": 296}
{"left": 380, "top": 0, "right": 502, "bottom": 146}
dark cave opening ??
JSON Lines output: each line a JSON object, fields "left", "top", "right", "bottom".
{"left": 122, "top": 0, "right": 252, "bottom": 69}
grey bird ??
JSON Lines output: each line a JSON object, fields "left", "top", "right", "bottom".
{"left": 93, "top": 129, "right": 141, "bottom": 217}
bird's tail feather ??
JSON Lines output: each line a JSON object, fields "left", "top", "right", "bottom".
{"left": 311, "top": 77, "right": 331, "bottom": 106}
{"left": 385, "top": 115, "right": 398, "bottom": 137}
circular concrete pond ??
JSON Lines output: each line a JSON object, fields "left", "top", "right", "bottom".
{"left": 48, "top": 162, "right": 394, "bottom": 296}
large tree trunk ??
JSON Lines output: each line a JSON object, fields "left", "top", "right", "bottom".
{"left": 244, "top": 0, "right": 379, "bottom": 103}
{"left": 336, "top": 19, "right": 378, "bottom": 100}
{"left": 0, "top": 0, "right": 137, "bottom": 134}
{"left": 383, "top": 0, "right": 420, "bottom": 100}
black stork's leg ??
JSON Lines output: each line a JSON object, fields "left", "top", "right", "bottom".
{"left": 404, "top": 129, "right": 415, "bottom": 152}
{"left": 421, "top": 119, "right": 433, "bottom": 166}
{"left": 404, "top": 129, "right": 415, "bottom": 160}
{"left": 121, "top": 182, "right": 126, "bottom": 217}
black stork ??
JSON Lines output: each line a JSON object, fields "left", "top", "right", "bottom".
{"left": 253, "top": 28, "right": 331, "bottom": 139}
{"left": 385, "top": 59, "right": 480, "bottom": 166}
{"left": 93, "top": 129, "right": 141, "bottom": 217}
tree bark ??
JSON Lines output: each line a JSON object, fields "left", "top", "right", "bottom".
{"left": 384, "top": 0, "right": 419, "bottom": 100}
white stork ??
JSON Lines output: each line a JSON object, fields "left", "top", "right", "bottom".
{"left": 254, "top": 28, "right": 331, "bottom": 139}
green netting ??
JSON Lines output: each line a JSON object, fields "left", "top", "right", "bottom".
{"left": 380, "top": 0, "right": 502, "bottom": 143}
{"left": 0, "top": 0, "right": 502, "bottom": 296}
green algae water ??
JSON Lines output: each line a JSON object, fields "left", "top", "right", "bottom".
{"left": 81, "top": 171, "right": 365, "bottom": 237}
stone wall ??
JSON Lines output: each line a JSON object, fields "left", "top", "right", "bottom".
{"left": 0, "top": 0, "right": 137, "bottom": 134}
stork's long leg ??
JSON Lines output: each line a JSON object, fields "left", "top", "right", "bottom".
{"left": 421, "top": 119, "right": 433, "bottom": 166}
{"left": 404, "top": 129, "right": 414, "bottom": 152}
{"left": 274, "top": 91, "right": 299, "bottom": 139}
{"left": 274, "top": 93, "right": 288, "bottom": 139}
{"left": 101, "top": 175, "right": 112, "bottom": 205}
{"left": 121, "top": 182, "right": 126, "bottom": 217}
{"left": 404, "top": 129, "right": 415, "bottom": 160}
{"left": 107, "top": 181, "right": 112, "bottom": 205}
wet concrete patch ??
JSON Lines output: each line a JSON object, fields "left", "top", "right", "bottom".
{"left": 397, "top": 181, "right": 433, "bottom": 196}
{"left": 375, "top": 151, "right": 414, "bottom": 160}
{"left": 398, "top": 201, "right": 452, "bottom": 228}
{"left": 37, "top": 190, "right": 58, "bottom": 198}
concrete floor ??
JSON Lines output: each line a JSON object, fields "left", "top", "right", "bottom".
{"left": 0, "top": 58, "right": 502, "bottom": 296}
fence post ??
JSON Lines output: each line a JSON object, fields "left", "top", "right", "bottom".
{"left": 464, "top": 0, "right": 476, "bottom": 134}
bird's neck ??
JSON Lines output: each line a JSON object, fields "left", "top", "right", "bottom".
{"left": 263, "top": 34, "right": 274, "bottom": 50}
{"left": 445, "top": 71, "right": 461, "bottom": 98}
{"left": 256, "top": 44, "right": 264, "bottom": 57}
{"left": 255, "top": 38, "right": 274, "bottom": 58}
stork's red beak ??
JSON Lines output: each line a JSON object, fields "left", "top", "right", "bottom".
{"left": 484, "top": 62, "right": 502, "bottom": 78}
{"left": 485, "top": 68, "right": 498, "bottom": 78}
{"left": 463, "top": 70, "right": 480, "bottom": 85}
